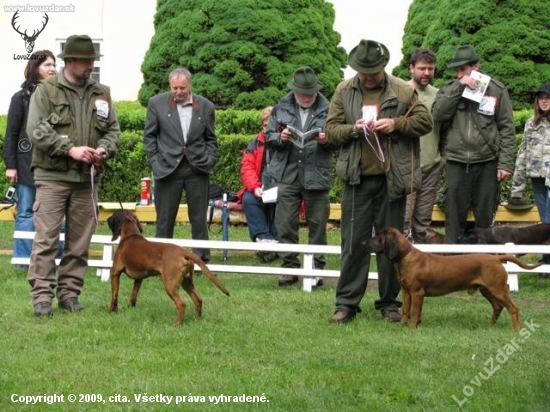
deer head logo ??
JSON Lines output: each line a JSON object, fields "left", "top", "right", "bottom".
{"left": 11, "top": 12, "right": 49, "bottom": 54}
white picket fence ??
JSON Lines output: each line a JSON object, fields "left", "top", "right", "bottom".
{"left": 11, "top": 231, "right": 550, "bottom": 292}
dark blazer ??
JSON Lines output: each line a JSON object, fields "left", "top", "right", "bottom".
{"left": 144, "top": 92, "right": 217, "bottom": 179}
{"left": 4, "top": 88, "right": 34, "bottom": 186}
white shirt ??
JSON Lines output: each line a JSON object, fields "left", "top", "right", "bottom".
{"left": 176, "top": 95, "right": 193, "bottom": 143}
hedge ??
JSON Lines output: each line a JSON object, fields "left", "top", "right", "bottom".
{"left": 0, "top": 102, "right": 533, "bottom": 204}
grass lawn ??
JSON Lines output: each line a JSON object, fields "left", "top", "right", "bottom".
{"left": 0, "top": 221, "right": 549, "bottom": 411}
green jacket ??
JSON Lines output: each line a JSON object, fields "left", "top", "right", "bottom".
{"left": 325, "top": 74, "right": 433, "bottom": 201}
{"left": 27, "top": 71, "right": 120, "bottom": 182}
{"left": 432, "top": 76, "right": 515, "bottom": 172}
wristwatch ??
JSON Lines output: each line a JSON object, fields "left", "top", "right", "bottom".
{"left": 350, "top": 130, "right": 359, "bottom": 139}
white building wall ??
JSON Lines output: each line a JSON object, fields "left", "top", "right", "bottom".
{"left": 0, "top": 0, "right": 156, "bottom": 114}
{"left": 0, "top": 0, "right": 412, "bottom": 114}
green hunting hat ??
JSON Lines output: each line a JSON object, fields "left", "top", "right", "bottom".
{"left": 58, "top": 35, "right": 102, "bottom": 59}
{"left": 287, "top": 66, "right": 322, "bottom": 94}
{"left": 348, "top": 39, "right": 390, "bottom": 74}
{"left": 504, "top": 195, "right": 535, "bottom": 211}
{"left": 447, "top": 45, "right": 479, "bottom": 68}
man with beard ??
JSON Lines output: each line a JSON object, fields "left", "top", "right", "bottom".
{"left": 26, "top": 34, "right": 120, "bottom": 316}
{"left": 325, "top": 39, "right": 432, "bottom": 323}
{"left": 403, "top": 48, "right": 443, "bottom": 243}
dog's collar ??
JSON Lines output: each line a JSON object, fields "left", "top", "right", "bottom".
{"left": 394, "top": 242, "right": 414, "bottom": 261}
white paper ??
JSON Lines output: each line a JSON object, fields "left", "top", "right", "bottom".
{"left": 362, "top": 105, "right": 378, "bottom": 122}
{"left": 262, "top": 186, "right": 278, "bottom": 203}
{"left": 462, "top": 70, "right": 491, "bottom": 103}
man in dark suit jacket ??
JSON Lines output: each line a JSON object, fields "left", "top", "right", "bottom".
{"left": 144, "top": 67, "right": 218, "bottom": 262}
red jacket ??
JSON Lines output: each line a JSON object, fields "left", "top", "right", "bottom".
{"left": 237, "top": 130, "right": 305, "bottom": 217}
{"left": 238, "top": 130, "right": 267, "bottom": 202}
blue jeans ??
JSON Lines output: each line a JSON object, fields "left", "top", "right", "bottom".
{"left": 242, "top": 190, "right": 277, "bottom": 242}
{"left": 13, "top": 183, "right": 35, "bottom": 258}
{"left": 531, "top": 178, "right": 550, "bottom": 263}
{"left": 13, "top": 183, "right": 64, "bottom": 261}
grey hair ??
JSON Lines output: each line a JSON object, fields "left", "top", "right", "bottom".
{"left": 168, "top": 67, "right": 192, "bottom": 83}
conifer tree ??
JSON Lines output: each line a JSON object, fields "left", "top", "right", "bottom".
{"left": 139, "top": 0, "right": 347, "bottom": 109}
{"left": 393, "top": 0, "right": 550, "bottom": 109}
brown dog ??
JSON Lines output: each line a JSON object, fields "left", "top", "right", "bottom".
{"left": 107, "top": 210, "right": 229, "bottom": 325}
{"left": 366, "top": 227, "right": 542, "bottom": 330}
{"left": 459, "top": 223, "right": 550, "bottom": 245}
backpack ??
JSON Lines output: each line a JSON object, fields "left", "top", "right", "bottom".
{"left": 209, "top": 183, "right": 238, "bottom": 203}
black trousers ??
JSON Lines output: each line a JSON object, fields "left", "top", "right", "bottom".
{"left": 444, "top": 160, "right": 499, "bottom": 243}
{"left": 335, "top": 175, "right": 404, "bottom": 313}
{"left": 154, "top": 159, "right": 211, "bottom": 261}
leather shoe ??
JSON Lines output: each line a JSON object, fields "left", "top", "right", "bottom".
{"left": 59, "top": 297, "right": 84, "bottom": 312}
{"left": 329, "top": 309, "right": 355, "bottom": 324}
{"left": 34, "top": 302, "right": 53, "bottom": 317}
{"left": 278, "top": 275, "right": 298, "bottom": 286}
{"left": 382, "top": 309, "right": 401, "bottom": 323}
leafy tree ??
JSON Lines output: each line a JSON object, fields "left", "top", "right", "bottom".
{"left": 393, "top": 0, "right": 550, "bottom": 109}
{"left": 139, "top": 0, "right": 347, "bottom": 109}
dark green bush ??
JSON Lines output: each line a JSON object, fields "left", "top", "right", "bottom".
{"left": 114, "top": 101, "right": 147, "bottom": 132}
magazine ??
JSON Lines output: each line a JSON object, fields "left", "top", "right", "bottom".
{"left": 286, "top": 125, "right": 321, "bottom": 148}
{"left": 462, "top": 70, "right": 491, "bottom": 103}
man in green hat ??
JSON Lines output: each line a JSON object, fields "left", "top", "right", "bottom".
{"left": 432, "top": 45, "right": 515, "bottom": 243}
{"left": 325, "top": 39, "right": 432, "bottom": 324}
{"left": 265, "top": 66, "right": 335, "bottom": 286}
{"left": 26, "top": 34, "right": 120, "bottom": 317}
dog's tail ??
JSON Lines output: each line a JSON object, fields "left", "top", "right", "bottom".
{"left": 497, "top": 255, "right": 543, "bottom": 270}
{"left": 181, "top": 249, "right": 230, "bottom": 296}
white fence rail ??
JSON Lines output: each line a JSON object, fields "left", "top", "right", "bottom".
{"left": 11, "top": 231, "right": 550, "bottom": 292}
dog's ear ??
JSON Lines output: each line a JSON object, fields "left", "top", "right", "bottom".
{"left": 108, "top": 211, "right": 122, "bottom": 241}
{"left": 384, "top": 231, "right": 402, "bottom": 261}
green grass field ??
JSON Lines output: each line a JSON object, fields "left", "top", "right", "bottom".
{"left": 0, "top": 222, "right": 549, "bottom": 411}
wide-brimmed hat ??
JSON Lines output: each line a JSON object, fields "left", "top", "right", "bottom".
{"left": 504, "top": 196, "right": 535, "bottom": 211}
{"left": 58, "top": 35, "right": 102, "bottom": 59}
{"left": 348, "top": 40, "right": 390, "bottom": 74}
{"left": 287, "top": 66, "right": 322, "bottom": 94}
{"left": 447, "top": 45, "right": 479, "bottom": 68}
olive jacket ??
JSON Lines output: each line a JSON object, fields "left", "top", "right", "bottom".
{"left": 325, "top": 74, "right": 433, "bottom": 201}
{"left": 432, "top": 75, "right": 515, "bottom": 172}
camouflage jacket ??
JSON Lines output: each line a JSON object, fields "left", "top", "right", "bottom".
{"left": 511, "top": 116, "right": 550, "bottom": 196}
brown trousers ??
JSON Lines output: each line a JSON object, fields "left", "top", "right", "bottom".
{"left": 28, "top": 180, "right": 97, "bottom": 304}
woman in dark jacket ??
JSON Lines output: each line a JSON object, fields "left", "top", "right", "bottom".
{"left": 4, "top": 50, "right": 56, "bottom": 263}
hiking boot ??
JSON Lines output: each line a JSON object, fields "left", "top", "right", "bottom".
{"left": 278, "top": 275, "right": 298, "bottom": 286}
{"left": 381, "top": 309, "right": 401, "bottom": 323}
{"left": 59, "top": 297, "right": 84, "bottom": 312}
{"left": 329, "top": 309, "right": 355, "bottom": 324}
{"left": 34, "top": 302, "right": 53, "bottom": 317}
